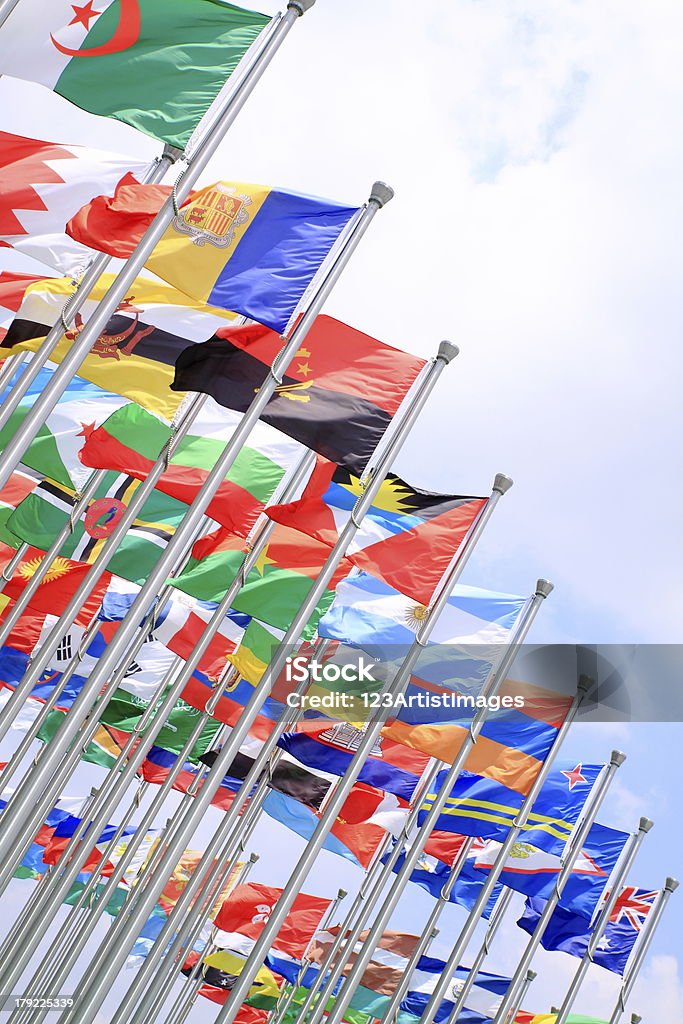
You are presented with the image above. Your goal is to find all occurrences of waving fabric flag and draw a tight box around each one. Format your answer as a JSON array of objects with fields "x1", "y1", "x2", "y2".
[
  {"x1": 213, "y1": 882, "x2": 331, "y2": 956},
  {"x1": 387, "y1": 847, "x2": 503, "y2": 918},
  {"x1": 267, "y1": 459, "x2": 486, "y2": 605},
  {"x1": 419, "y1": 764, "x2": 604, "y2": 855},
  {"x1": 78, "y1": 400, "x2": 304, "y2": 534},
  {"x1": 0, "y1": 542, "x2": 110, "y2": 622},
  {"x1": 400, "y1": 963, "x2": 510, "y2": 1024},
  {"x1": 516, "y1": 887, "x2": 658, "y2": 976},
  {"x1": 474, "y1": 823, "x2": 629, "y2": 919},
  {"x1": 0, "y1": 1, "x2": 269, "y2": 148},
  {"x1": 0, "y1": 131, "x2": 148, "y2": 273},
  {"x1": 0, "y1": 273, "x2": 237, "y2": 420},
  {"x1": 171, "y1": 317, "x2": 426, "y2": 475}
]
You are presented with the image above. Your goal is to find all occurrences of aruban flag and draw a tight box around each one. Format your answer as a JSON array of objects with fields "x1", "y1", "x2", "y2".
[
  {"x1": 171, "y1": 318, "x2": 426, "y2": 476},
  {"x1": 0, "y1": 1, "x2": 269, "y2": 149},
  {"x1": 72, "y1": 181, "x2": 359, "y2": 333},
  {"x1": 78, "y1": 398, "x2": 305, "y2": 534},
  {"x1": 0, "y1": 272, "x2": 237, "y2": 420},
  {"x1": 0, "y1": 130, "x2": 147, "y2": 273},
  {"x1": 517, "y1": 887, "x2": 659, "y2": 977},
  {"x1": 474, "y1": 823, "x2": 629, "y2": 920},
  {"x1": 0, "y1": 367, "x2": 126, "y2": 490},
  {"x1": 171, "y1": 524, "x2": 354, "y2": 638},
  {"x1": 267, "y1": 459, "x2": 487, "y2": 605}
]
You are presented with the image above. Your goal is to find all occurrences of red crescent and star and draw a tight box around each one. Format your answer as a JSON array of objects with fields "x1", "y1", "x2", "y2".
[{"x1": 50, "y1": 0, "x2": 141, "y2": 58}]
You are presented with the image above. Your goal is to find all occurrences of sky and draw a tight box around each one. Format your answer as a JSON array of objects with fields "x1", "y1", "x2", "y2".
[{"x1": 0, "y1": 0, "x2": 682, "y2": 1020}]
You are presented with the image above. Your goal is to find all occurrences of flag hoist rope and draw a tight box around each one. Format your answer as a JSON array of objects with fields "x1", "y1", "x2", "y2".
[
  {"x1": 54, "y1": 343, "x2": 481, "y2": 1024},
  {"x1": 0, "y1": 0, "x2": 313, "y2": 488},
  {"x1": 0, "y1": 169, "x2": 387, "y2": 869}
]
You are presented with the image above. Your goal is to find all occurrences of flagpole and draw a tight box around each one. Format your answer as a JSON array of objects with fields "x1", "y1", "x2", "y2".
[
  {"x1": 507, "y1": 969, "x2": 536, "y2": 1023},
  {"x1": 554, "y1": 817, "x2": 654, "y2": 1024},
  {"x1": 382, "y1": 928, "x2": 440, "y2": 1024},
  {"x1": 0, "y1": 0, "x2": 314, "y2": 488},
  {"x1": 0, "y1": 145, "x2": 179, "y2": 438},
  {"x1": 59, "y1": 469, "x2": 502, "y2": 1024},
  {"x1": 606, "y1": 877, "x2": 679, "y2": 1024},
  {"x1": 490, "y1": 750, "x2": 627, "y2": 1024},
  {"x1": 0, "y1": 351, "x2": 27, "y2": 392},
  {"x1": 303, "y1": 581, "x2": 549, "y2": 1024},
  {"x1": 416, "y1": 673, "x2": 591, "y2": 1024},
  {"x1": 443, "y1": 887, "x2": 516, "y2": 1024}
]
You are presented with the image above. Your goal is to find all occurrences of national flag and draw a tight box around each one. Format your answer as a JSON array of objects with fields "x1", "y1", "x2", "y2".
[
  {"x1": 515, "y1": 1017, "x2": 608, "y2": 1024},
  {"x1": 0, "y1": 271, "x2": 44, "y2": 341},
  {"x1": 419, "y1": 764, "x2": 604, "y2": 855},
  {"x1": 72, "y1": 180, "x2": 358, "y2": 333},
  {"x1": 228, "y1": 618, "x2": 285, "y2": 688},
  {"x1": 78, "y1": 399, "x2": 304, "y2": 534},
  {"x1": 382, "y1": 681, "x2": 573, "y2": 794},
  {"x1": 170, "y1": 317, "x2": 427, "y2": 476},
  {"x1": 474, "y1": 823, "x2": 629, "y2": 920},
  {"x1": 0, "y1": 272, "x2": 237, "y2": 420},
  {"x1": 0, "y1": 541, "x2": 110, "y2": 621},
  {"x1": 400, "y1": 963, "x2": 511, "y2": 1024},
  {"x1": 385, "y1": 845, "x2": 503, "y2": 919},
  {"x1": 0, "y1": 130, "x2": 148, "y2": 273},
  {"x1": 318, "y1": 572, "x2": 525, "y2": 689},
  {"x1": 192, "y1": 949, "x2": 281, "y2": 1007},
  {"x1": 213, "y1": 882, "x2": 331, "y2": 958},
  {"x1": 516, "y1": 887, "x2": 658, "y2": 976},
  {"x1": 171, "y1": 524, "x2": 353, "y2": 638},
  {"x1": 267, "y1": 459, "x2": 487, "y2": 606},
  {"x1": 7, "y1": 472, "x2": 197, "y2": 586},
  {"x1": 0, "y1": 1, "x2": 269, "y2": 148},
  {"x1": 0, "y1": 465, "x2": 42, "y2": 547},
  {"x1": 0, "y1": 367, "x2": 126, "y2": 490}
]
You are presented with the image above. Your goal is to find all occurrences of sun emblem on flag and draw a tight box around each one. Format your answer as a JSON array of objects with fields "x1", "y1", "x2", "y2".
[
  {"x1": 173, "y1": 185, "x2": 252, "y2": 248},
  {"x1": 17, "y1": 556, "x2": 72, "y2": 583},
  {"x1": 404, "y1": 603, "x2": 430, "y2": 630}
]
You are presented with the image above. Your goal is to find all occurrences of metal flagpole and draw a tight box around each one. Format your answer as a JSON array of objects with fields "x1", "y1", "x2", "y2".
[
  {"x1": 507, "y1": 969, "x2": 536, "y2": 1023},
  {"x1": 380, "y1": 928, "x2": 440, "y2": 1024},
  {"x1": 607, "y1": 877, "x2": 679, "y2": 1024},
  {"x1": 443, "y1": 887, "x2": 516, "y2": 1024},
  {"x1": 0, "y1": 351, "x2": 27, "y2": 392},
  {"x1": 201, "y1": 484, "x2": 516, "y2": 1024},
  {"x1": 300, "y1": 580, "x2": 548, "y2": 1024},
  {"x1": 554, "y1": 817, "x2": 654, "y2": 1024},
  {"x1": 0, "y1": 0, "x2": 314, "y2": 487},
  {"x1": 0, "y1": 145, "x2": 178, "y2": 438},
  {"x1": 60, "y1": 472, "x2": 501, "y2": 1024},
  {"x1": 0, "y1": 177, "x2": 389, "y2": 862},
  {"x1": 416, "y1": 673, "x2": 591, "y2": 1024},
  {"x1": 490, "y1": 750, "x2": 628, "y2": 1024}
]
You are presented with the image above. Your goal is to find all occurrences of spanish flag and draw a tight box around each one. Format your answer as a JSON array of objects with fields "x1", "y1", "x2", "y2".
[
  {"x1": 69, "y1": 180, "x2": 360, "y2": 332},
  {"x1": 0, "y1": 272, "x2": 237, "y2": 420}
]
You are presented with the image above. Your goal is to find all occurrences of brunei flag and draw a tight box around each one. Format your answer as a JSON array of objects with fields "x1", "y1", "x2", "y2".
[
  {"x1": 171, "y1": 318, "x2": 426, "y2": 477},
  {"x1": 267, "y1": 458, "x2": 487, "y2": 605},
  {"x1": 0, "y1": 272, "x2": 237, "y2": 420},
  {"x1": 69, "y1": 180, "x2": 360, "y2": 332}
]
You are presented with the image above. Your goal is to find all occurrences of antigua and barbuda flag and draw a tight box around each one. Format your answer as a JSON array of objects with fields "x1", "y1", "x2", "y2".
[
  {"x1": 517, "y1": 885, "x2": 659, "y2": 976},
  {"x1": 266, "y1": 459, "x2": 488, "y2": 606},
  {"x1": 0, "y1": 1, "x2": 270, "y2": 148},
  {"x1": 0, "y1": 130, "x2": 148, "y2": 273},
  {"x1": 419, "y1": 763, "x2": 604, "y2": 856}
]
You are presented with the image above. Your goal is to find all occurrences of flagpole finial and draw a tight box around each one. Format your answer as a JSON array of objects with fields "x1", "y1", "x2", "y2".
[
  {"x1": 162, "y1": 143, "x2": 184, "y2": 162},
  {"x1": 493, "y1": 473, "x2": 513, "y2": 495},
  {"x1": 249, "y1": 852, "x2": 260, "y2": 864},
  {"x1": 337, "y1": 888, "x2": 348, "y2": 899},
  {"x1": 535, "y1": 579, "x2": 554, "y2": 599},
  {"x1": 611, "y1": 750, "x2": 627, "y2": 766},
  {"x1": 639, "y1": 817, "x2": 654, "y2": 832},
  {"x1": 631, "y1": 1015, "x2": 642, "y2": 1024},
  {"x1": 665, "y1": 877, "x2": 680, "y2": 891},
  {"x1": 369, "y1": 181, "x2": 395, "y2": 207},
  {"x1": 287, "y1": 0, "x2": 316, "y2": 15},
  {"x1": 526, "y1": 969, "x2": 537, "y2": 980},
  {"x1": 437, "y1": 341, "x2": 459, "y2": 363},
  {"x1": 577, "y1": 673, "x2": 593, "y2": 693}
]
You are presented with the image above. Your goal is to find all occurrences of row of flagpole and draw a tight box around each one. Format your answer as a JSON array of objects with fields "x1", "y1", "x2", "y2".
[{"x1": 0, "y1": 0, "x2": 677, "y2": 1021}]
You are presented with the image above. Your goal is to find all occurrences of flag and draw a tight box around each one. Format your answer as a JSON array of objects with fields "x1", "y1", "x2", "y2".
[
  {"x1": 72, "y1": 181, "x2": 359, "y2": 333},
  {"x1": 386, "y1": 846, "x2": 503, "y2": 918},
  {"x1": 0, "y1": 367, "x2": 126, "y2": 490},
  {"x1": 213, "y1": 882, "x2": 331, "y2": 958},
  {"x1": 516, "y1": 1017, "x2": 608, "y2": 1024},
  {"x1": 0, "y1": 541, "x2": 110, "y2": 621},
  {"x1": 0, "y1": 1, "x2": 269, "y2": 148},
  {"x1": 401, "y1": 963, "x2": 511, "y2": 1024},
  {"x1": 0, "y1": 272, "x2": 237, "y2": 420},
  {"x1": 0, "y1": 130, "x2": 148, "y2": 273},
  {"x1": 267, "y1": 459, "x2": 487, "y2": 606},
  {"x1": 0, "y1": 466, "x2": 42, "y2": 547},
  {"x1": 319, "y1": 573, "x2": 525, "y2": 682},
  {"x1": 169, "y1": 317, "x2": 427, "y2": 476},
  {"x1": 7, "y1": 473, "x2": 196, "y2": 586},
  {"x1": 171, "y1": 524, "x2": 353, "y2": 638},
  {"x1": 193, "y1": 950, "x2": 281, "y2": 1007},
  {"x1": 382, "y1": 681, "x2": 573, "y2": 794},
  {"x1": 419, "y1": 764, "x2": 604, "y2": 855},
  {"x1": 517, "y1": 887, "x2": 658, "y2": 976},
  {"x1": 0, "y1": 271, "x2": 43, "y2": 341},
  {"x1": 474, "y1": 823, "x2": 629, "y2": 919},
  {"x1": 78, "y1": 399, "x2": 304, "y2": 534}
]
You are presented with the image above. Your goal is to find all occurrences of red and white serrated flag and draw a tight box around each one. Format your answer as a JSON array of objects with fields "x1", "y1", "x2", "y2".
[{"x1": 0, "y1": 131, "x2": 149, "y2": 274}]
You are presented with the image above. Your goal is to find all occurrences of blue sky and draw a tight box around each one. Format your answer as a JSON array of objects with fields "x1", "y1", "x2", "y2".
[{"x1": 0, "y1": 0, "x2": 681, "y2": 1019}]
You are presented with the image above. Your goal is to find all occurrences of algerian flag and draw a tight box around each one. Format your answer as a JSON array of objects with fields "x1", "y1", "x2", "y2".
[{"x1": 0, "y1": 0, "x2": 270, "y2": 148}]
